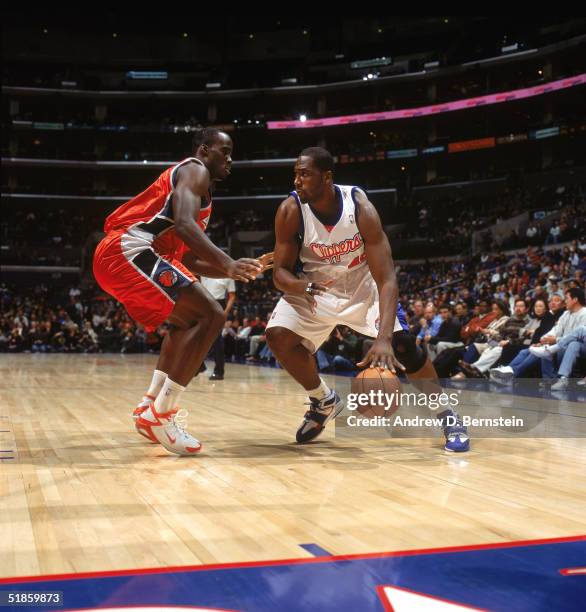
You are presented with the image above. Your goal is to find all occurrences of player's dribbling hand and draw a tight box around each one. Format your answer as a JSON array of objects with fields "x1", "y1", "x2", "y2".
[
  {"x1": 228, "y1": 258, "x2": 263, "y2": 283},
  {"x1": 257, "y1": 251, "x2": 274, "y2": 272},
  {"x1": 357, "y1": 338, "x2": 406, "y2": 374},
  {"x1": 299, "y1": 279, "x2": 334, "y2": 314}
]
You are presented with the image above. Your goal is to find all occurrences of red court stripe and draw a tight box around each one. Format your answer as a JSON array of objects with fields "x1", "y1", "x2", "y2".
[{"x1": 1, "y1": 534, "x2": 584, "y2": 585}]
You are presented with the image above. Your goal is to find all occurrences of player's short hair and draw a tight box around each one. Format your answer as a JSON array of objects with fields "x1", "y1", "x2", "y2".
[
  {"x1": 299, "y1": 147, "x2": 335, "y2": 173},
  {"x1": 192, "y1": 127, "x2": 225, "y2": 151}
]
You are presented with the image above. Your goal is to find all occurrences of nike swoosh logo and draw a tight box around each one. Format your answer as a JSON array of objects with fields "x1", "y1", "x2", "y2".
[{"x1": 166, "y1": 432, "x2": 176, "y2": 444}]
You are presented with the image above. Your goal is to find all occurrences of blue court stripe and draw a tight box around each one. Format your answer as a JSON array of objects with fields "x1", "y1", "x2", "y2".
[
  {"x1": 0, "y1": 450, "x2": 14, "y2": 452},
  {"x1": 0, "y1": 457, "x2": 15, "y2": 460},
  {"x1": 299, "y1": 543, "x2": 333, "y2": 557}
]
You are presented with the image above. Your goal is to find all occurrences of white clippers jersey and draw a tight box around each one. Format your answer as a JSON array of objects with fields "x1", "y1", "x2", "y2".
[{"x1": 292, "y1": 184, "x2": 369, "y2": 297}]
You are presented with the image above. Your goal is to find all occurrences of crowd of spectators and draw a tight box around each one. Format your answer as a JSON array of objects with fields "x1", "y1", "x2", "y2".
[{"x1": 3, "y1": 236, "x2": 585, "y2": 386}]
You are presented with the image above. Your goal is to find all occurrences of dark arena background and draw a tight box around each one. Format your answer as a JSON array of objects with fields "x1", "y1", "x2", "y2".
[{"x1": 1, "y1": 13, "x2": 586, "y2": 612}]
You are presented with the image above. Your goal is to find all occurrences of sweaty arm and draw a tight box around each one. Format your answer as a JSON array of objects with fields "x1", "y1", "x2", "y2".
[
  {"x1": 355, "y1": 191, "x2": 404, "y2": 371},
  {"x1": 173, "y1": 163, "x2": 261, "y2": 282}
]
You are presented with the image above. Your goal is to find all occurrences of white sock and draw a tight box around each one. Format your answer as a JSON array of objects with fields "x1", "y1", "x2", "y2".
[
  {"x1": 307, "y1": 378, "x2": 331, "y2": 402},
  {"x1": 154, "y1": 378, "x2": 185, "y2": 415},
  {"x1": 146, "y1": 369, "x2": 167, "y2": 400}
]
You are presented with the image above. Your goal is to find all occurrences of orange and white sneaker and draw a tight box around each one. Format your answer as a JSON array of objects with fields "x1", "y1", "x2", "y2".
[
  {"x1": 133, "y1": 395, "x2": 158, "y2": 442},
  {"x1": 136, "y1": 403, "x2": 202, "y2": 456}
]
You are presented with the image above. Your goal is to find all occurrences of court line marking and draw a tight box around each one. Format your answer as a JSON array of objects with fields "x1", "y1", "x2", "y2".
[
  {"x1": 299, "y1": 543, "x2": 333, "y2": 557},
  {"x1": 559, "y1": 567, "x2": 586, "y2": 575},
  {"x1": 1, "y1": 534, "x2": 584, "y2": 585}
]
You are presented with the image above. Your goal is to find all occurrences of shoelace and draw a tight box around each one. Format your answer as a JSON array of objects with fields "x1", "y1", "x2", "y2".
[
  {"x1": 172, "y1": 408, "x2": 190, "y2": 434},
  {"x1": 303, "y1": 400, "x2": 321, "y2": 410}
]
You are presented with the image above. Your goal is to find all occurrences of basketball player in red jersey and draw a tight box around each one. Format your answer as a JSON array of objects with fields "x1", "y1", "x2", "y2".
[{"x1": 94, "y1": 128, "x2": 266, "y2": 456}]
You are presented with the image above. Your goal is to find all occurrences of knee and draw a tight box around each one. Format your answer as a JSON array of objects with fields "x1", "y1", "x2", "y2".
[
  {"x1": 266, "y1": 326, "x2": 295, "y2": 353},
  {"x1": 393, "y1": 331, "x2": 427, "y2": 373}
]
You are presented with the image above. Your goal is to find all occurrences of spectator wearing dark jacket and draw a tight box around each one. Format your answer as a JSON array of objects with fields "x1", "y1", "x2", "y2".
[{"x1": 427, "y1": 304, "x2": 463, "y2": 360}]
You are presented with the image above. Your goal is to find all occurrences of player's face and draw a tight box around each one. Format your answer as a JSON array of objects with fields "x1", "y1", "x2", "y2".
[
  {"x1": 293, "y1": 157, "x2": 329, "y2": 202},
  {"x1": 206, "y1": 133, "x2": 233, "y2": 180}
]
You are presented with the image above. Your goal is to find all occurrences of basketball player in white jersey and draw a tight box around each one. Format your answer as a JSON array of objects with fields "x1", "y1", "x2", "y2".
[{"x1": 266, "y1": 147, "x2": 469, "y2": 452}]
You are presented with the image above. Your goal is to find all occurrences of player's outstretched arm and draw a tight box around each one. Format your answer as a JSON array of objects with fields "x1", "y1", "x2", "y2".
[
  {"x1": 173, "y1": 164, "x2": 261, "y2": 283},
  {"x1": 181, "y1": 252, "x2": 230, "y2": 278}
]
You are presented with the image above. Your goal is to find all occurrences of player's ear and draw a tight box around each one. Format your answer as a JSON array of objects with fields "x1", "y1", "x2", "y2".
[{"x1": 324, "y1": 170, "x2": 333, "y2": 184}]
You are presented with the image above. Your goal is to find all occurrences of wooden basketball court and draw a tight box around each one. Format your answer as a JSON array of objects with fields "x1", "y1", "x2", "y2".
[{"x1": 1, "y1": 354, "x2": 585, "y2": 609}]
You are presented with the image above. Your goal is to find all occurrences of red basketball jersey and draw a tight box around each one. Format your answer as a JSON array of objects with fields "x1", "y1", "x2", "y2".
[{"x1": 104, "y1": 157, "x2": 212, "y2": 261}]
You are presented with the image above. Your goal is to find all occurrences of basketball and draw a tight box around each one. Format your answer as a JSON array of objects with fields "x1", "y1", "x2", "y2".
[{"x1": 350, "y1": 368, "x2": 402, "y2": 417}]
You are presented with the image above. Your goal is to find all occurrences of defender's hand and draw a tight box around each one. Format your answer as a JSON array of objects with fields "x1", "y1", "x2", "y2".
[{"x1": 227, "y1": 258, "x2": 263, "y2": 283}]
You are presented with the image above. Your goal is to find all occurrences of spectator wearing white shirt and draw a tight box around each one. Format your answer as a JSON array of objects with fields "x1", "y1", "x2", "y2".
[{"x1": 531, "y1": 288, "x2": 586, "y2": 386}]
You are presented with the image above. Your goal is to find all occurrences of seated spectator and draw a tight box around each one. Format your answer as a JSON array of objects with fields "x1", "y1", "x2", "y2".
[
  {"x1": 427, "y1": 304, "x2": 463, "y2": 361},
  {"x1": 317, "y1": 326, "x2": 360, "y2": 372},
  {"x1": 246, "y1": 316, "x2": 268, "y2": 362},
  {"x1": 529, "y1": 326, "x2": 586, "y2": 388},
  {"x1": 459, "y1": 299, "x2": 529, "y2": 378},
  {"x1": 30, "y1": 321, "x2": 51, "y2": 353},
  {"x1": 490, "y1": 297, "x2": 558, "y2": 382},
  {"x1": 454, "y1": 302, "x2": 472, "y2": 327},
  {"x1": 528, "y1": 288, "x2": 586, "y2": 389},
  {"x1": 417, "y1": 304, "x2": 442, "y2": 346},
  {"x1": 234, "y1": 317, "x2": 252, "y2": 359},
  {"x1": 460, "y1": 300, "x2": 496, "y2": 343},
  {"x1": 452, "y1": 300, "x2": 511, "y2": 379}
]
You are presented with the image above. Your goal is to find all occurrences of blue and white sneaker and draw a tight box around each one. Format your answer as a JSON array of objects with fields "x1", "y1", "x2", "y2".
[
  {"x1": 439, "y1": 409, "x2": 470, "y2": 452},
  {"x1": 296, "y1": 391, "x2": 344, "y2": 443}
]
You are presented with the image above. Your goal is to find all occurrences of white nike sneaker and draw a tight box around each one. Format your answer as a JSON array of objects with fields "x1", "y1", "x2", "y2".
[
  {"x1": 136, "y1": 403, "x2": 202, "y2": 456},
  {"x1": 133, "y1": 394, "x2": 158, "y2": 442}
]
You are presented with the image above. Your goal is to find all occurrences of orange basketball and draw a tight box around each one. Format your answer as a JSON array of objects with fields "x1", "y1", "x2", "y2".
[{"x1": 350, "y1": 368, "x2": 402, "y2": 418}]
